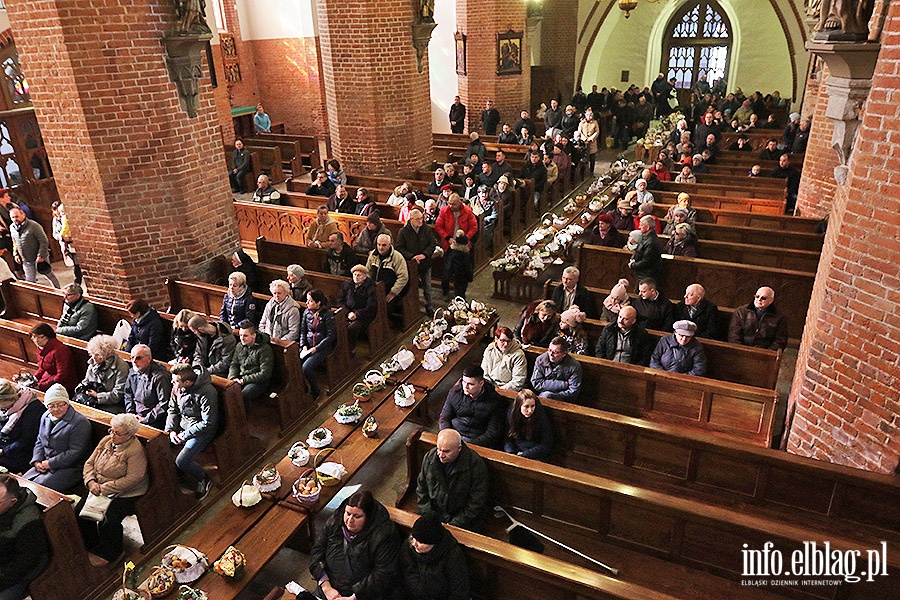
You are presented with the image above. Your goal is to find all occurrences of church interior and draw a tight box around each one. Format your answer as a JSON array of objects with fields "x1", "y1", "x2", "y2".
[{"x1": 0, "y1": 0, "x2": 897, "y2": 598}]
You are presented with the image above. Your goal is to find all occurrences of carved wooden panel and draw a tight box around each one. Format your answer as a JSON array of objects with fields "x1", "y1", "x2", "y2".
[{"x1": 219, "y1": 32, "x2": 241, "y2": 83}]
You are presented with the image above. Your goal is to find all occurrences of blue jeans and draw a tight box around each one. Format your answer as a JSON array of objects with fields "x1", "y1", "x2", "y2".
[
  {"x1": 302, "y1": 349, "x2": 331, "y2": 397},
  {"x1": 175, "y1": 433, "x2": 213, "y2": 482}
]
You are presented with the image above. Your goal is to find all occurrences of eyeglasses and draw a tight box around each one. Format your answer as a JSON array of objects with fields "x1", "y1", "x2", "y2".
[{"x1": 109, "y1": 428, "x2": 129, "y2": 436}]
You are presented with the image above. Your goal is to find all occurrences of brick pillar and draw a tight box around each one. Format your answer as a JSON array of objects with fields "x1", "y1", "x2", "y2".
[
  {"x1": 539, "y1": 0, "x2": 577, "y2": 102},
  {"x1": 795, "y1": 62, "x2": 839, "y2": 218},
  {"x1": 787, "y1": 7, "x2": 900, "y2": 474},
  {"x1": 5, "y1": 0, "x2": 240, "y2": 305},
  {"x1": 457, "y1": 0, "x2": 530, "y2": 134},
  {"x1": 314, "y1": 0, "x2": 431, "y2": 176}
]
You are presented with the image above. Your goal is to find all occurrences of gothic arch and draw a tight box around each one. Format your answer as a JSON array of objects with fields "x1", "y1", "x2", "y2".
[{"x1": 661, "y1": 0, "x2": 732, "y2": 90}]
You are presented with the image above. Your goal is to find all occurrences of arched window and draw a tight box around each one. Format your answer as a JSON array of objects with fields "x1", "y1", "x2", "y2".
[{"x1": 662, "y1": 0, "x2": 731, "y2": 90}]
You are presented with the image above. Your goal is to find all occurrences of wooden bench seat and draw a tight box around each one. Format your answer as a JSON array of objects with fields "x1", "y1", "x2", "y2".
[
  {"x1": 521, "y1": 346, "x2": 777, "y2": 447},
  {"x1": 506, "y1": 392, "x2": 900, "y2": 549},
  {"x1": 18, "y1": 475, "x2": 110, "y2": 600},
  {"x1": 653, "y1": 203, "x2": 821, "y2": 230},
  {"x1": 400, "y1": 431, "x2": 895, "y2": 600},
  {"x1": 242, "y1": 143, "x2": 286, "y2": 183},
  {"x1": 166, "y1": 278, "x2": 352, "y2": 398},
  {"x1": 255, "y1": 236, "x2": 423, "y2": 331},
  {"x1": 656, "y1": 234, "x2": 821, "y2": 272},
  {"x1": 659, "y1": 181, "x2": 785, "y2": 201},
  {"x1": 651, "y1": 190, "x2": 787, "y2": 215},
  {"x1": 256, "y1": 132, "x2": 322, "y2": 172},
  {"x1": 577, "y1": 244, "x2": 813, "y2": 343},
  {"x1": 690, "y1": 221, "x2": 824, "y2": 251},
  {"x1": 247, "y1": 137, "x2": 307, "y2": 176}
]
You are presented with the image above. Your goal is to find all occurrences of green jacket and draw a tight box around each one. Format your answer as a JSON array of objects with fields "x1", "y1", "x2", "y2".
[
  {"x1": 0, "y1": 489, "x2": 50, "y2": 589},
  {"x1": 228, "y1": 331, "x2": 274, "y2": 384},
  {"x1": 416, "y1": 442, "x2": 489, "y2": 531}
]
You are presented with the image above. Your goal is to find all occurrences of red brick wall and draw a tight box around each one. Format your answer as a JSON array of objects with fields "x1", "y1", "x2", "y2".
[
  {"x1": 211, "y1": 42, "x2": 235, "y2": 143},
  {"x1": 315, "y1": 0, "x2": 431, "y2": 176},
  {"x1": 251, "y1": 37, "x2": 329, "y2": 137},
  {"x1": 6, "y1": 0, "x2": 239, "y2": 305},
  {"x1": 795, "y1": 62, "x2": 838, "y2": 218},
  {"x1": 457, "y1": 0, "x2": 531, "y2": 134},
  {"x1": 787, "y1": 3, "x2": 900, "y2": 474},
  {"x1": 539, "y1": 0, "x2": 577, "y2": 102},
  {"x1": 220, "y1": 1, "x2": 262, "y2": 110}
]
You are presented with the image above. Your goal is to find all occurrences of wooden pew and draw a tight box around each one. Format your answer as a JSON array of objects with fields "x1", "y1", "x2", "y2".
[
  {"x1": 281, "y1": 190, "x2": 402, "y2": 221},
  {"x1": 509, "y1": 393, "x2": 900, "y2": 546},
  {"x1": 400, "y1": 431, "x2": 896, "y2": 600},
  {"x1": 521, "y1": 346, "x2": 777, "y2": 447},
  {"x1": 690, "y1": 221, "x2": 824, "y2": 251},
  {"x1": 657, "y1": 234, "x2": 821, "y2": 272},
  {"x1": 166, "y1": 278, "x2": 353, "y2": 396},
  {"x1": 577, "y1": 244, "x2": 813, "y2": 344},
  {"x1": 691, "y1": 172, "x2": 789, "y2": 190},
  {"x1": 253, "y1": 261, "x2": 392, "y2": 352},
  {"x1": 18, "y1": 475, "x2": 110, "y2": 600},
  {"x1": 387, "y1": 506, "x2": 681, "y2": 600},
  {"x1": 255, "y1": 236, "x2": 423, "y2": 331},
  {"x1": 247, "y1": 137, "x2": 307, "y2": 176},
  {"x1": 659, "y1": 180, "x2": 785, "y2": 201},
  {"x1": 243, "y1": 143, "x2": 286, "y2": 183},
  {"x1": 256, "y1": 132, "x2": 322, "y2": 172},
  {"x1": 651, "y1": 190, "x2": 787, "y2": 215},
  {"x1": 225, "y1": 147, "x2": 259, "y2": 192},
  {"x1": 652, "y1": 203, "x2": 821, "y2": 230},
  {"x1": 0, "y1": 280, "x2": 264, "y2": 479}
]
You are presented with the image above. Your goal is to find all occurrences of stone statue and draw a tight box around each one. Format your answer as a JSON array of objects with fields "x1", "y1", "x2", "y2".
[
  {"x1": 805, "y1": 0, "x2": 823, "y2": 20},
  {"x1": 814, "y1": 0, "x2": 875, "y2": 40},
  {"x1": 176, "y1": 0, "x2": 212, "y2": 34},
  {"x1": 418, "y1": 0, "x2": 435, "y2": 24}
]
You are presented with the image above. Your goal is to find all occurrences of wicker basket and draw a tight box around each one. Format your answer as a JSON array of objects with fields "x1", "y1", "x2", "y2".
[
  {"x1": 161, "y1": 545, "x2": 209, "y2": 584},
  {"x1": 287, "y1": 441, "x2": 310, "y2": 467},
  {"x1": 291, "y1": 468, "x2": 321, "y2": 506},
  {"x1": 314, "y1": 447, "x2": 346, "y2": 487},
  {"x1": 252, "y1": 463, "x2": 281, "y2": 493},
  {"x1": 145, "y1": 566, "x2": 176, "y2": 599}
]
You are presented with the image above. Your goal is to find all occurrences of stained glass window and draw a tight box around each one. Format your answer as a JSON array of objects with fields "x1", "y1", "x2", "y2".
[{"x1": 662, "y1": 1, "x2": 731, "y2": 90}]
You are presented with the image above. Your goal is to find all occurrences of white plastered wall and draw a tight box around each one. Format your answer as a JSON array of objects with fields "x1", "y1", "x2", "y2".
[{"x1": 429, "y1": 0, "x2": 458, "y2": 134}]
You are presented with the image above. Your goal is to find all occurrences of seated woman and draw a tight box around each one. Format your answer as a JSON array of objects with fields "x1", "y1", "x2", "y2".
[
  {"x1": 513, "y1": 300, "x2": 559, "y2": 348},
  {"x1": 557, "y1": 306, "x2": 588, "y2": 355},
  {"x1": 0, "y1": 379, "x2": 45, "y2": 474},
  {"x1": 259, "y1": 279, "x2": 302, "y2": 343},
  {"x1": 299, "y1": 289, "x2": 337, "y2": 399},
  {"x1": 586, "y1": 213, "x2": 625, "y2": 248},
  {"x1": 125, "y1": 299, "x2": 168, "y2": 361},
  {"x1": 29, "y1": 323, "x2": 78, "y2": 393},
  {"x1": 170, "y1": 309, "x2": 198, "y2": 364},
  {"x1": 74, "y1": 334, "x2": 130, "y2": 411},
  {"x1": 663, "y1": 206, "x2": 691, "y2": 236},
  {"x1": 480, "y1": 326, "x2": 528, "y2": 391},
  {"x1": 632, "y1": 202, "x2": 661, "y2": 234},
  {"x1": 400, "y1": 511, "x2": 470, "y2": 600},
  {"x1": 24, "y1": 384, "x2": 91, "y2": 492},
  {"x1": 388, "y1": 182, "x2": 412, "y2": 206},
  {"x1": 231, "y1": 249, "x2": 262, "y2": 294},
  {"x1": 76, "y1": 413, "x2": 148, "y2": 567},
  {"x1": 354, "y1": 213, "x2": 389, "y2": 254},
  {"x1": 602, "y1": 278, "x2": 631, "y2": 323},
  {"x1": 220, "y1": 271, "x2": 259, "y2": 328},
  {"x1": 504, "y1": 389, "x2": 554, "y2": 462},
  {"x1": 337, "y1": 265, "x2": 377, "y2": 351},
  {"x1": 309, "y1": 490, "x2": 400, "y2": 600},
  {"x1": 649, "y1": 159, "x2": 671, "y2": 182},
  {"x1": 664, "y1": 223, "x2": 698, "y2": 257},
  {"x1": 665, "y1": 192, "x2": 696, "y2": 224}
]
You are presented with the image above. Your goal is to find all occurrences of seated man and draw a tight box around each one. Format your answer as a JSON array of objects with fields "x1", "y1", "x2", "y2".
[
  {"x1": 228, "y1": 139, "x2": 250, "y2": 193},
  {"x1": 124, "y1": 344, "x2": 172, "y2": 429},
  {"x1": 305, "y1": 170, "x2": 336, "y2": 197},
  {"x1": 165, "y1": 364, "x2": 218, "y2": 501},
  {"x1": 438, "y1": 365, "x2": 506, "y2": 449},
  {"x1": 228, "y1": 321, "x2": 274, "y2": 405},
  {"x1": 326, "y1": 231, "x2": 357, "y2": 277},
  {"x1": 427, "y1": 168, "x2": 448, "y2": 196},
  {"x1": 728, "y1": 286, "x2": 788, "y2": 350},
  {"x1": 305, "y1": 205, "x2": 339, "y2": 248},
  {"x1": 189, "y1": 315, "x2": 237, "y2": 378},
  {"x1": 326, "y1": 184, "x2": 355, "y2": 214},
  {"x1": 672, "y1": 283, "x2": 722, "y2": 340},
  {"x1": 531, "y1": 337, "x2": 582, "y2": 401},
  {"x1": 56, "y1": 283, "x2": 98, "y2": 341},
  {"x1": 759, "y1": 138, "x2": 782, "y2": 161},
  {"x1": 416, "y1": 428, "x2": 489, "y2": 532},
  {"x1": 251, "y1": 174, "x2": 281, "y2": 204},
  {"x1": 594, "y1": 306, "x2": 654, "y2": 366},
  {"x1": 337, "y1": 264, "x2": 377, "y2": 350},
  {"x1": 633, "y1": 278, "x2": 675, "y2": 332},
  {"x1": 365, "y1": 233, "x2": 409, "y2": 320},
  {"x1": 650, "y1": 320, "x2": 707, "y2": 376},
  {"x1": 258, "y1": 279, "x2": 301, "y2": 342},
  {"x1": 551, "y1": 266, "x2": 598, "y2": 318},
  {"x1": 0, "y1": 474, "x2": 50, "y2": 600}
]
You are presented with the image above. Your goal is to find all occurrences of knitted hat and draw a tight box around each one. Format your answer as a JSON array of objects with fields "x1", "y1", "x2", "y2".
[
  {"x1": 411, "y1": 512, "x2": 444, "y2": 545},
  {"x1": 560, "y1": 306, "x2": 586, "y2": 327},
  {"x1": 440, "y1": 183, "x2": 454, "y2": 192},
  {"x1": 673, "y1": 320, "x2": 698, "y2": 336},
  {"x1": 789, "y1": 112, "x2": 800, "y2": 122},
  {"x1": 0, "y1": 379, "x2": 16, "y2": 404},
  {"x1": 497, "y1": 175, "x2": 510, "y2": 186},
  {"x1": 638, "y1": 202, "x2": 654, "y2": 216},
  {"x1": 673, "y1": 206, "x2": 689, "y2": 218},
  {"x1": 597, "y1": 213, "x2": 614, "y2": 224},
  {"x1": 43, "y1": 383, "x2": 70, "y2": 406},
  {"x1": 609, "y1": 279, "x2": 630, "y2": 303},
  {"x1": 287, "y1": 264, "x2": 305, "y2": 279},
  {"x1": 367, "y1": 212, "x2": 382, "y2": 226},
  {"x1": 677, "y1": 192, "x2": 691, "y2": 204}
]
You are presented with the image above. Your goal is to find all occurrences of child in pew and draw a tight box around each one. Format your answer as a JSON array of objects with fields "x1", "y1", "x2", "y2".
[{"x1": 441, "y1": 231, "x2": 473, "y2": 301}]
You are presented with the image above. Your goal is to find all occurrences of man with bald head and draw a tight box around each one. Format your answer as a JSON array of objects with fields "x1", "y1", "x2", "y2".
[
  {"x1": 594, "y1": 306, "x2": 655, "y2": 366},
  {"x1": 365, "y1": 233, "x2": 409, "y2": 321},
  {"x1": 673, "y1": 283, "x2": 723, "y2": 340},
  {"x1": 728, "y1": 286, "x2": 788, "y2": 350},
  {"x1": 415, "y1": 428, "x2": 489, "y2": 532}
]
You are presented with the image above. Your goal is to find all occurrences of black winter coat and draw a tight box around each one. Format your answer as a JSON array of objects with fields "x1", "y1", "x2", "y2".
[
  {"x1": 594, "y1": 322, "x2": 655, "y2": 366},
  {"x1": 309, "y1": 497, "x2": 400, "y2": 600},
  {"x1": 126, "y1": 307, "x2": 169, "y2": 360},
  {"x1": 672, "y1": 298, "x2": 724, "y2": 340},
  {"x1": 338, "y1": 278, "x2": 378, "y2": 324},
  {"x1": 399, "y1": 528, "x2": 470, "y2": 600},
  {"x1": 0, "y1": 399, "x2": 45, "y2": 473},
  {"x1": 396, "y1": 222, "x2": 438, "y2": 270},
  {"x1": 438, "y1": 379, "x2": 506, "y2": 449}
]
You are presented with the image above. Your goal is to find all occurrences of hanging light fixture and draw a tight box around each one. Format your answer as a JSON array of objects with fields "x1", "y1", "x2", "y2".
[{"x1": 618, "y1": 0, "x2": 639, "y2": 18}]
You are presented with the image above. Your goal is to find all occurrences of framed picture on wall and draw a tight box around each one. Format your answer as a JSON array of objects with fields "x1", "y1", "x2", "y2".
[
  {"x1": 455, "y1": 32, "x2": 466, "y2": 75},
  {"x1": 496, "y1": 30, "x2": 523, "y2": 76}
]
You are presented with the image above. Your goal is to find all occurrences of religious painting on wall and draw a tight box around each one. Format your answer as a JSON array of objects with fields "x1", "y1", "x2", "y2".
[
  {"x1": 455, "y1": 32, "x2": 466, "y2": 75},
  {"x1": 496, "y1": 30, "x2": 522, "y2": 75},
  {"x1": 220, "y1": 32, "x2": 242, "y2": 83}
]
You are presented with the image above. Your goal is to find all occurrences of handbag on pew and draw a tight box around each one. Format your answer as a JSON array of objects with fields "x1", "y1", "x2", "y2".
[{"x1": 79, "y1": 492, "x2": 113, "y2": 522}]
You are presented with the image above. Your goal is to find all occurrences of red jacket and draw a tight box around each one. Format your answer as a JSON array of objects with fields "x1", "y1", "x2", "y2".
[
  {"x1": 35, "y1": 337, "x2": 78, "y2": 393},
  {"x1": 434, "y1": 204, "x2": 478, "y2": 250}
]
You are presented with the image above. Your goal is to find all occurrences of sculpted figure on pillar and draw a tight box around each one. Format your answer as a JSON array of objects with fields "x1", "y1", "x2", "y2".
[
  {"x1": 815, "y1": 0, "x2": 875, "y2": 38},
  {"x1": 176, "y1": 0, "x2": 212, "y2": 34},
  {"x1": 417, "y1": 0, "x2": 435, "y2": 23}
]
